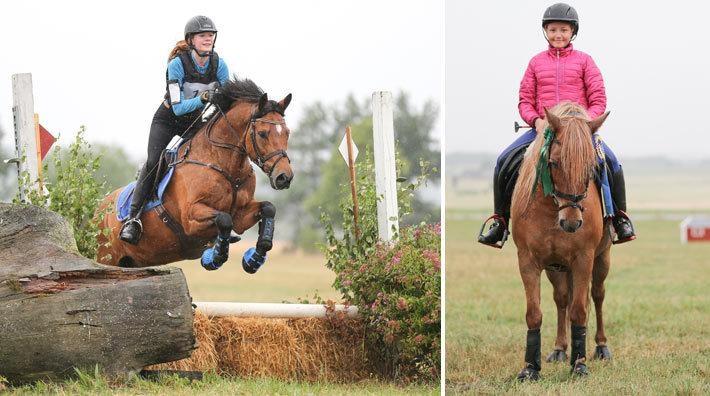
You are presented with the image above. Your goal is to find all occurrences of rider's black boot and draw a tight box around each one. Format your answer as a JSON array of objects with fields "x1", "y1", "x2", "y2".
[
  {"x1": 610, "y1": 167, "x2": 636, "y2": 244},
  {"x1": 119, "y1": 166, "x2": 153, "y2": 245},
  {"x1": 478, "y1": 170, "x2": 510, "y2": 248}
]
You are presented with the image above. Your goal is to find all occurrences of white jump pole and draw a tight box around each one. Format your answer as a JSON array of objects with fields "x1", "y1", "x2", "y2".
[
  {"x1": 372, "y1": 91, "x2": 399, "y2": 242},
  {"x1": 193, "y1": 302, "x2": 359, "y2": 318},
  {"x1": 12, "y1": 73, "x2": 39, "y2": 202}
]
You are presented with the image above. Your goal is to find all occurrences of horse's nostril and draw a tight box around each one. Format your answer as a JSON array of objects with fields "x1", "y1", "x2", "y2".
[{"x1": 275, "y1": 173, "x2": 291, "y2": 188}]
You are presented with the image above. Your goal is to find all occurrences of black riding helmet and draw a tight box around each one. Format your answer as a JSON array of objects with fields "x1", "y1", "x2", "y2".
[
  {"x1": 184, "y1": 15, "x2": 218, "y2": 55},
  {"x1": 542, "y1": 3, "x2": 579, "y2": 37}
]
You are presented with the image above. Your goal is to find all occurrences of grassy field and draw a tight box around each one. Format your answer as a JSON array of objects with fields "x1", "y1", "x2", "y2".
[
  {"x1": 445, "y1": 159, "x2": 710, "y2": 395},
  {"x1": 3, "y1": 372, "x2": 440, "y2": 395}
]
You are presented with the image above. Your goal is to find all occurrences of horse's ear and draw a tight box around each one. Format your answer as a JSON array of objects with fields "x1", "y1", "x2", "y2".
[
  {"x1": 258, "y1": 93, "x2": 268, "y2": 112},
  {"x1": 544, "y1": 108, "x2": 561, "y2": 132},
  {"x1": 587, "y1": 111, "x2": 610, "y2": 134},
  {"x1": 279, "y1": 93, "x2": 292, "y2": 112}
]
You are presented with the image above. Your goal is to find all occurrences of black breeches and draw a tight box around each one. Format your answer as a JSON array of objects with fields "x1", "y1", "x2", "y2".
[{"x1": 128, "y1": 104, "x2": 204, "y2": 216}]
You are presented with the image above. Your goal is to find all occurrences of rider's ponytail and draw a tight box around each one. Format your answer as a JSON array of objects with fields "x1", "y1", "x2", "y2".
[{"x1": 168, "y1": 40, "x2": 190, "y2": 61}]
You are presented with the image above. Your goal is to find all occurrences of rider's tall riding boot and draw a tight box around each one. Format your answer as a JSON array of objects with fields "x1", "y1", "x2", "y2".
[
  {"x1": 119, "y1": 166, "x2": 153, "y2": 245},
  {"x1": 478, "y1": 170, "x2": 510, "y2": 248},
  {"x1": 610, "y1": 167, "x2": 636, "y2": 243}
]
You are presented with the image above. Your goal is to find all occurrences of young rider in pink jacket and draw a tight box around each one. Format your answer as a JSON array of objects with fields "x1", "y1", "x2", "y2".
[{"x1": 478, "y1": 3, "x2": 636, "y2": 248}]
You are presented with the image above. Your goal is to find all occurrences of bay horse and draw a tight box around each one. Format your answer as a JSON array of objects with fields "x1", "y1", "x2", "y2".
[
  {"x1": 510, "y1": 101, "x2": 613, "y2": 380},
  {"x1": 96, "y1": 78, "x2": 293, "y2": 273}
]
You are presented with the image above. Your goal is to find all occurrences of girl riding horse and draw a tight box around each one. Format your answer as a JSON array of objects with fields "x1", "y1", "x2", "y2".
[{"x1": 477, "y1": 3, "x2": 635, "y2": 248}]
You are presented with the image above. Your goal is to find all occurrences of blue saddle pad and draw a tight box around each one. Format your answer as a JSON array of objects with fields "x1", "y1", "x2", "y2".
[{"x1": 116, "y1": 146, "x2": 180, "y2": 222}]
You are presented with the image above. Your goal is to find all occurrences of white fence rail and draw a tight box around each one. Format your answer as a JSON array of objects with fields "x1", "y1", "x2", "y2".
[{"x1": 193, "y1": 302, "x2": 359, "y2": 318}]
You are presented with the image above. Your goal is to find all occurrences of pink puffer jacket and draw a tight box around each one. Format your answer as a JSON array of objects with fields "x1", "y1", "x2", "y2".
[{"x1": 518, "y1": 43, "x2": 606, "y2": 126}]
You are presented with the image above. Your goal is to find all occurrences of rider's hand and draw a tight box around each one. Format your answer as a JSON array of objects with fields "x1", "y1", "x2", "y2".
[
  {"x1": 200, "y1": 90, "x2": 213, "y2": 104},
  {"x1": 534, "y1": 118, "x2": 546, "y2": 132}
]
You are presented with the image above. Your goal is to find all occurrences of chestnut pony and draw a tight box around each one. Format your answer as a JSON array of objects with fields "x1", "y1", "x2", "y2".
[
  {"x1": 96, "y1": 78, "x2": 293, "y2": 273},
  {"x1": 510, "y1": 101, "x2": 612, "y2": 380}
]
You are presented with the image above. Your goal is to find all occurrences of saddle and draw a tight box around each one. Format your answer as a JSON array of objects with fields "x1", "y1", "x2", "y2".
[
  {"x1": 500, "y1": 138, "x2": 615, "y2": 218},
  {"x1": 116, "y1": 141, "x2": 183, "y2": 222}
]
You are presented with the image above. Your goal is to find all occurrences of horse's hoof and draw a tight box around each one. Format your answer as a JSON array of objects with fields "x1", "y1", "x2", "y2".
[
  {"x1": 201, "y1": 249, "x2": 225, "y2": 271},
  {"x1": 571, "y1": 362, "x2": 589, "y2": 376},
  {"x1": 516, "y1": 367, "x2": 540, "y2": 382},
  {"x1": 229, "y1": 231, "x2": 241, "y2": 244},
  {"x1": 546, "y1": 349, "x2": 567, "y2": 363},
  {"x1": 594, "y1": 345, "x2": 612, "y2": 360},
  {"x1": 242, "y1": 247, "x2": 266, "y2": 274}
]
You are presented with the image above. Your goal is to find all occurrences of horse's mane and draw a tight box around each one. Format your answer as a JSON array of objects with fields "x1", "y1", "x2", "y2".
[
  {"x1": 220, "y1": 76, "x2": 265, "y2": 103},
  {"x1": 512, "y1": 101, "x2": 599, "y2": 213}
]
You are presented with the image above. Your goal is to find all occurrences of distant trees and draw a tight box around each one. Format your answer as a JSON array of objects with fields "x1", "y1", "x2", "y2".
[{"x1": 272, "y1": 91, "x2": 440, "y2": 250}]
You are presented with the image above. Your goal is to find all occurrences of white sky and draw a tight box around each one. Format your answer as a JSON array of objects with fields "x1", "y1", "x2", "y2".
[
  {"x1": 446, "y1": 0, "x2": 710, "y2": 159},
  {"x1": 0, "y1": 0, "x2": 442, "y2": 161}
]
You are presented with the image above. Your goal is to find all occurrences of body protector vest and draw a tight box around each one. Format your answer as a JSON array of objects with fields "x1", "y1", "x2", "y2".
[{"x1": 165, "y1": 50, "x2": 221, "y2": 103}]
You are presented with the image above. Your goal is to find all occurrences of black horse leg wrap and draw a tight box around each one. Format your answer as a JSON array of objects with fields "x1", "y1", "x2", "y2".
[
  {"x1": 257, "y1": 202, "x2": 276, "y2": 253},
  {"x1": 571, "y1": 325, "x2": 587, "y2": 365},
  {"x1": 525, "y1": 328, "x2": 542, "y2": 371}
]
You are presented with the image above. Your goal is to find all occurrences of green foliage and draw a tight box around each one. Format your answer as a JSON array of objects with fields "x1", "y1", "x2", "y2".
[
  {"x1": 14, "y1": 126, "x2": 107, "y2": 259},
  {"x1": 272, "y1": 91, "x2": 440, "y2": 250},
  {"x1": 321, "y1": 153, "x2": 441, "y2": 384}
]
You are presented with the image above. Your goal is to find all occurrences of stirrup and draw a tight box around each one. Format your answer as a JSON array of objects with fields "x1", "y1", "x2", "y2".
[
  {"x1": 477, "y1": 214, "x2": 509, "y2": 249},
  {"x1": 119, "y1": 217, "x2": 143, "y2": 244},
  {"x1": 612, "y1": 210, "x2": 636, "y2": 245}
]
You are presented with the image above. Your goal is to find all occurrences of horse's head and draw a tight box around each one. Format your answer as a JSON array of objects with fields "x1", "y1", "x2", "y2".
[
  {"x1": 244, "y1": 92, "x2": 294, "y2": 190},
  {"x1": 543, "y1": 103, "x2": 609, "y2": 233}
]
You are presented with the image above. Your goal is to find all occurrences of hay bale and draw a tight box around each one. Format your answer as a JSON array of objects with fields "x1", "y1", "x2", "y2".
[{"x1": 148, "y1": 311, "x2": 368, "y2": 382}]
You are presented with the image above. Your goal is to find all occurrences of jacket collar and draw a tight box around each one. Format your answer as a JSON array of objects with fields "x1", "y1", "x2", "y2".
[{"x1": 547, "y1": 43, "x2": 574, "y2": 57}]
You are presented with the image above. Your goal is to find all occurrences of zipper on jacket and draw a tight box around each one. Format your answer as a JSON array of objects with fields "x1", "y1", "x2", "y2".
[{"x1": 556, "y1": 49, "x2": 560, "y2": 104}]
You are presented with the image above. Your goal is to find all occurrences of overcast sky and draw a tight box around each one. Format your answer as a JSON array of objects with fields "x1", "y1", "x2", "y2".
[
  {"x1": 0, "y1": 0, "x2": 441, "y2": 162},
  {"x1": 446, "y1": 0, "x2": 710, "y2": 160}
]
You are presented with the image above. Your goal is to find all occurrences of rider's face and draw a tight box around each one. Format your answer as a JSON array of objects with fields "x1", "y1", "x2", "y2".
[
  {"x1": 191, "y1": 32, "x2": 215, "y2": 54},
  {"x1": 544, "y1": 22, "x2": 574, "y2": 48}
]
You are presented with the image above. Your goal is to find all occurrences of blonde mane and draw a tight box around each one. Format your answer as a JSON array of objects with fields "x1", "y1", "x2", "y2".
[{"x1": 511, "y1": 101, "x2": 598, "y2": 214}]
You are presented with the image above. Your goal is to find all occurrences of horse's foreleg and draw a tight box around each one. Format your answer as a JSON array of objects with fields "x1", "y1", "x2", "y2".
[
  {"x1": 517, "y1": 254, "x2": 543, "y2": 381},
  {"x1": 569, "y1": 257, "x2": 594, "y2": 376},
  {"x1": 592, "y1": 250, "x2": 612, "y2": 360},
  {"x1": 232, "y1": 201, "x2": 276, "y2": 274},
  {"x1": 200, "y1": 212, "x2": 233, "y2": 270},
  {"x1": 182, "y1": 203, "x2": 234, "y2": 270},
  {"x1": 545, "y1": 270, "x2": 569, "y2": 362}
]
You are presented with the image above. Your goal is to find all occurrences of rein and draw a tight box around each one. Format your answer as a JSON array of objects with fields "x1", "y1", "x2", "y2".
[{"x1": 532, "y1": 126, "x2": 589, "y2": 212}]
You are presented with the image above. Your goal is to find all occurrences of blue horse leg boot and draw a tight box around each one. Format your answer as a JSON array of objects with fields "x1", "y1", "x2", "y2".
[
  {"x1": 242, "y1": 247, "x2": 266, "y2": 274},
  {"x1": 201, "y1": 234, "x2": 230, "y2": 271}
]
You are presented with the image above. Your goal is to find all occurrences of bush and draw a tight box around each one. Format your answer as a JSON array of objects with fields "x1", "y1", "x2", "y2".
[
  {"x1": 15, "y1": 126, "x2": 106, "y2": 259},
  {"x1": 321, "y1": 152, "x2": 441, "y2": 383}
]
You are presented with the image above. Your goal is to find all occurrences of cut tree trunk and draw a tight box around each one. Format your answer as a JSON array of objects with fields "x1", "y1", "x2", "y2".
[{"x1": 0, "y1": 203, "x2": 195, "y2": 385}]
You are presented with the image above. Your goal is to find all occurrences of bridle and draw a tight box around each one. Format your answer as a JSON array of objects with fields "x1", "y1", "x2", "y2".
[
  {"x1": 247, "y1": 115, "x2": 289, "y2": 179},
  {"x1": 211, "y1": 102, "x2": 290, "y2": 180},
  {"x1": 534, "y1": 126, "x2": 590, "y2": 213}
]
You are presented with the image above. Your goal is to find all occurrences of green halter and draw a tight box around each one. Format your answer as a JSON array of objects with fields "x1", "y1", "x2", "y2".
[{"x1": 532, "y1": 127, "x2": 555, "y2": 196}]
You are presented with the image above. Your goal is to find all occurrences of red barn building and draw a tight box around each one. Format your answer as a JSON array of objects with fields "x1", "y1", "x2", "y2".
[{"x1": 680, "y1": 216, "x2": 710, "y2": 243}]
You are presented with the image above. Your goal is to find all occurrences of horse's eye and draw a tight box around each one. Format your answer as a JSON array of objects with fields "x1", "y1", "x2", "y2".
[
  {"x1": 258, "y1": 131, "x2": 269, "y2": 139},
  {"x1": 549, "y1": 161, "x2": 560, "y2": 168}
]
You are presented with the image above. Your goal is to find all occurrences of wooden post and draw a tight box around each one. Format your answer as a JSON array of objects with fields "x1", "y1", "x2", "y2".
[
  {"x1": 12, "y1": 73, "x2": 40, "y2": 201},
  {"x1": 33, "y1": 114, "x2": 44, "y2": 192},
  {"x1": 372, "y1": 91, "x2": 399, "y2": 242},
  {"x1": 345, "y1": 126, "x2": 360, "y2": 240}
]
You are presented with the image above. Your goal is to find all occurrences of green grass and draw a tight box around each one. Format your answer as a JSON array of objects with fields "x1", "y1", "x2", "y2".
[
  {"x1": 3, "y1": 371, "x2": 440, "y2": 395},
  {"x1": 445, "y1": 212, "x2": 710, "y2": 395}
]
